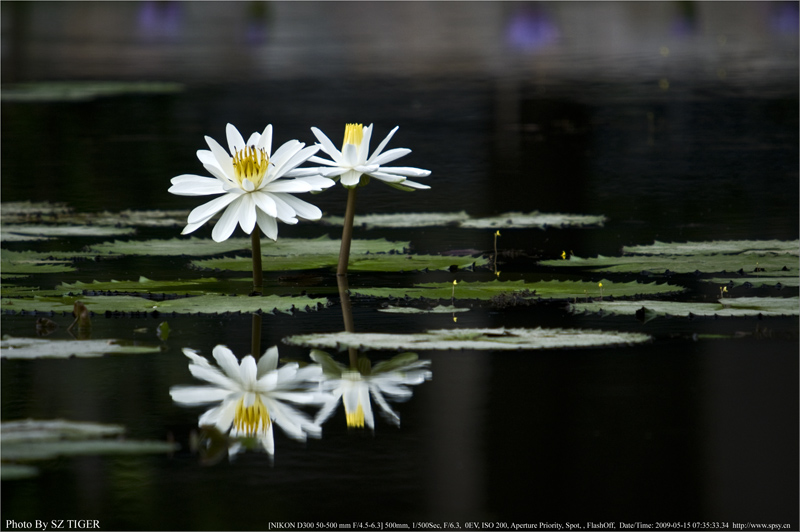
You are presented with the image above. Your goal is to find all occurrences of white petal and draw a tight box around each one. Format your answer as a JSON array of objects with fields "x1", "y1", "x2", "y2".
[
  {"x1": 314, "y1": 393, "x2": 343, "y2": 425},
  {"x1": 212, "y1": 345, "x2": 242, "y2": 382},
  {"x1": 374, "y1": 166, "x2": 431, "y2": 177},
  {"x1": 187, "y1": 193, "x2": 239, "y2": 225},
  {"x1": 272, "y1": 193, "x2": 322, "y2": 221},
  {"x1": 181, "y1": 220, "x2": 207, "y2": 235},
  {"x1": 256, "y1": 124, "x2": 273, "y2": 155},
  {"x1": 256, "y1": 371, "x2": 278, "y2": 391},
  {"x1": 295, "y1": 176, "x2": 336, "y2": 191},
  {"x1": 310, "y1": 127, "x2": 343, "y2": 160},
  {"x1": 188, "y1": 364, "x2": 237, "y2": 390},
  {"x1": 269, "y1": 140, "x2": 303, "y2": 176},
  {"x1": 368, "y1": 171, "x2": 409, "y2": 184},
  {"x1": 212, "y1": 196, "x2": 246, "y2": 242},
  {"x1": 246, "y1": 132, "x2": 260, "y2": 146},
  {"x1": 238, "y1": 194, "x2": 257, "y2": 234},
  {"x1": 204, "y1": 135, "x2": 236, "y2": 178},
  {"x1": 170, "y1": 385, "x2": 230, "y2": 405},
  {"x1": 196, "y1": 150, "x2": 217, "y2": 166},
  {"x1": 252, "y1": 191, "x2": 278, "y2": 218},
  {"x1": 359, "y1": 124, "x2": 373, "y2": 161},
  {"x1": 169, "y1": 175, "x2": 226, "y2": 196},
  {"x1": 258, "y1": 346, "x2": 279, "y2": 375},
  {"x1": 282, "y1": 167, "x2": 322, "y2": 178},
  {"x1": 182, "y1": 348, "x2": 211, "y2": 367},
  {"x1": 342, "y1": 143, "x2": 360, "y2": 167},
  {"x1": 307, "y1": 155, "x2": 339, "y2": 166},
  {"x1": 239, "y1": 355, "x2": 258, "y2": 386},
  {"x1": 202, "y1": 162, "x2": 236, "y2": 188},
  {"x1": 270, "y1": 194, "x2": 299, "y2": 224},
  {"x1": 340, "y1": 169, "x2": 363, "y2": 187},
  {"x1": 369, "y1": 126, "x2": 399, "y2": 160},
  {"x1": 387, "y1": 180, "x2": 430, "y2": 191},
  {"x1": 226, "y1": 123, "x2": 246, "y2": 155},
  {"x1": 256, "y1": 209, "x2": 279, "y2": 240},
  {"x1": 241, "y1": 178, "x2": 255, "y2": 192},
  {"x1": 273, "y1": 145, "x2": 320, "y2": 179},
  {"x1": 369, "y1": 147, "x2": 411, "y2": 166},
  {"x1": 264, "y1": 179, "x2": 315, "y2": 193}
]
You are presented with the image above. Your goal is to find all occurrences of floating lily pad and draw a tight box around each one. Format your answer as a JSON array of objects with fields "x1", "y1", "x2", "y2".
[
  {"x1": 540, "y1": 253, "x2": 798, "y2": 275},
  {"x1": 622, "y1": 240, "x2": 799, "y2": 256},
  {"x1": 193, "y1": 253, "x2": 486, "y2": 273},
  {"x1": 0, "y1": 251, "x2": 77, "y2": 274},
  {"x1": 1, "y1": 419, "x2": 178, "y2": 480},
  {"x1": 285, "y1": 327, "x2": 651, "y2": 351},
  {"x1": 1, "y1": 81, "x2": 184, "y2": 102},
  {"x1": 1, "y1": 202, "x2": 189, "y2": 228},
  {"x1": 59, "y1": 276, "x2": 229, "y2": 296},
  {"x1": 1, "y1": 224, "x2": 136, "y2": 241},
  {"x1": 352, "y1": 279, "x2": 683, "y2": 301},
  {"x1": 708, "y1": 276, "x2": 800, "y2": 288},
  {"x1": 460, "y1": 211, "x2": 606, "y2": 229},
  {"x1": 321, "y1": 211, "x2": 606, "y2": 229},
  {"x1": 0, "y1": 336, "x2": 162, "y2": 359},
  {"x1": 88, "y1": 236, "x2": 407, "y2": 257},
  {"x1": 569, "y1": 297, "x2": 799, "y2": 318},
  {"x1": 378, "y1": 305, "x2": 471, "y2": 314}
]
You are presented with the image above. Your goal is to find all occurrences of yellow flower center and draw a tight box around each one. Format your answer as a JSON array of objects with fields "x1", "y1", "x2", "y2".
[
  {"x1": 231, "y1": 146, "x2": 269, "y2": 189},
  {"x1": 346, "y1": 403, "x2": 365, "y2": 428},
  {"x1": 233, "y1": 395, "x2": 271, "y2": 436},
  {"x1": 343, "y1": 123, "x2": 364, "y2": 148}
]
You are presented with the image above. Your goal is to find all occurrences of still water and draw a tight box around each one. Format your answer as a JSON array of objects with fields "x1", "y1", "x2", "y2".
[{"x1": 1, "y1": 2, "x2": 798, "y2": 531}]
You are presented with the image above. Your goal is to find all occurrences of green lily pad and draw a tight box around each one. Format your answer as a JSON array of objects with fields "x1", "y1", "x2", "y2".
[
  {"x1": 192, "y1": 253, "x2": 486, "y2": 273},
  {"x1": 622, "y1": 240, "x2": 799, "y2": 256},
  {"x1": 88, "y1": 236, "x2": 407, "y2": 257},
  {"x1": 0, "y1": 336, "x2": 162, "y2": 359},
  {"x1": 540, "y1": 253, "x2": 798, "y2": 275},
  {"x1": 1, "y1": 81, "x2": 184, "y2": 102},
  {"x1": 708, "y1": 276, "x2": 800, "y2": 288},
  {"x1": 2, "y1": 224, "x2": 136, "y2": 241},
  {"x1": 285, "y1": 327, "x2": 651, "y2": 351},
  {"x1": 569, "y1": 297, "x2": 799, "y2": 318},
  {"x1": 0, "y1": 251, "x2": 77, "y2": 274},
  {"x1": 1, "y1": 293, "x2": 327, "y2": 315},
  {"x1": 59, "y1": 276, "x2": 229, "y2": 296},
  {"x1": 1, "y1": 419, "x2": 178, "y2": 480},
  {"x1": 321, "y1": 211, "x2": 606, "y2": 229},
  {"x1": 377, "y1": 305, "x2": 470, "y2": 314},
  {"x1": 1, "y1": 202, "x2": 189, "y2": 228},
  {"x1": 352, "y1": 279, "x2": 683, "y2": 301}
]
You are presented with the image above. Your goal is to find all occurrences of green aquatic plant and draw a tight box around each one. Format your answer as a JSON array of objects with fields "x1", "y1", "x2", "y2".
[
  {"x1": 569, "y1": 297, "x2": 799, "y2": 318},
  {"x1": 0, "y1": 336, "x2": 162, "y2": 359},
  {"x1": 285, "y1": 327, "x2": 652, "y2": 351}
]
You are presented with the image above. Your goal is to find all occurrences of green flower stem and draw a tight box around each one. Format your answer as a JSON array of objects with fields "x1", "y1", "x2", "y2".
[
  {"x1": 251, "y1": 230, "x2": 263, "y2": 295},
  {"x1": 337, "y1": 187, "x2": 358, "y2": 277},
  {"x1": 251, "y1": 312, "x2": 262, "y2": 359},
  {"x1": 337, "y1": 274, "x2": 359, "y2": 369}
]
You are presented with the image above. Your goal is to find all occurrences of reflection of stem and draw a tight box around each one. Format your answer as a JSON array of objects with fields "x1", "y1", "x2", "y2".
[
  {"x1": 251, "y1": 312, "x2": 262, "y2": 358},
  {"x1": 337, "y1": 187, "x2": 358, "y2": 277},
  {"x1": 337, "y1": 275, "x2": 358, "y2": 369},
  {"x1": 251, "y1": 231, "x2": 263, "y2": 295}
]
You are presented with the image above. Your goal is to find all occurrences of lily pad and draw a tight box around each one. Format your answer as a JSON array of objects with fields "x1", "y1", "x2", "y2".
[
  {"x1": 569, "y1": 297, "x2": 799, "y2": 318},
  {"x1": 0, "y1": 251, "x2": 77, "y2": 274},
  {"x1": 352, "y1": 279, "x2": 684, "y2": 301},
  {"x1": 1, "y1": 81, "x2": 184, "y2": 102},
  {"x1": 192, "y1": 253, "x2": 486, "y2": 273},
  {"x1": 708, "y1": 276, "x2": 800, "y2": 288},
  {"x1": 378, "y1": 305, "x2": 471, "y2": 314},
  {"x1": 1, "y1": 224, "x2": 135, "y2": 241},
  {"x1": 1, "y1": 419, "x2": 178, "y2": 480},
  {"x1": 0, "y1": 336, "x2": 162, "y2": 359},
  {"x1": 321, "y1": 211, "x2": 606, "y2": 229},
  {"x1": 1, "y1": 293, "x2": 327, "y2": 315},
  {"x1": 540, "y1": 253, "x2": 798, "y2": 275},
  {"x1": 59, "y1": 277, "x2": 230, "y2": 296},
  {"x1": 88, "y1": 236, "x2": 407, "y2": 257},
  {"x1": 622, "y1": 240, "x2": 799, "y2": 256},
  {"x1": 285, "y1": 327, "x2": 651, "y2": 351}
]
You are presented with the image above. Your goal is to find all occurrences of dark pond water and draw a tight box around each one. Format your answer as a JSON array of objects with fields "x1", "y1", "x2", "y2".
[{"x1": 1, "y1": 2, "x2": 798, "y2": 531}]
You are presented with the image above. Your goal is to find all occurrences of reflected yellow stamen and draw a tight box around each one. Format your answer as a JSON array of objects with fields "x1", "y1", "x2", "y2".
[
  {"x1": 346, "y1": 403, "x2": 365, "y2": 428},
  {"x1": 343, "y1": 123, "x2": 364, "y2": 147},
  {"x1": 232, "y1": 146, "x2": 269, "y2": 189},
  {"x1": 233, "y1": 395, "x2": 271, "y2": 436}
]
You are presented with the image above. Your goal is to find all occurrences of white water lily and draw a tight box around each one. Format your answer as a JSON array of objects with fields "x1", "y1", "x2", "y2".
[
  {"x1": 311, "y1": 351, "x2": 432, "y2": 429},
  {"x1": 169, "y1": 123, "x2": 335, "y2": 242},
  {"x1": 170, "y1": 345, "x2": 328, "y2": 456},
  {"x1": 308, "y1": 123, "x2": 431, "y2": 191}
]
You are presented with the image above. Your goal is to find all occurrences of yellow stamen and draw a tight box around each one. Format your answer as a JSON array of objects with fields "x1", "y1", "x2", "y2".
[
  {"x1": 233, "y1": 395, "x2": 271, "y2": 436},
  {"x1": 343, "y1": 123, "x2": 364, "y2": 147},
  {"x1": 231, "y1": 145, "x2": 269, "y2": 189},
  {"x1": 345, "y1": 403, "x2": 365, "y2": 428}
]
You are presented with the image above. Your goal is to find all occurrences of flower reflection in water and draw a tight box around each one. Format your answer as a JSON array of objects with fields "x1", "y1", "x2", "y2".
[
  {"x1": 311, "y1": 351, "x2": 432, "y2": 430},
  {"x1": 170, "y1": 345, "x2": 328, "y2": 458}
]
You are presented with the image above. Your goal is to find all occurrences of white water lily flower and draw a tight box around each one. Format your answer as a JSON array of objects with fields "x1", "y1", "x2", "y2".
[
  {"x1": 311, "y1": 351, "x2": 432, "y2": 429},
  {"x1": 169, "y1": 123, "x2": 335, "y2": 242},
  {"x1": 308, "y1": 123, "x2": 431, "y2": 191},
  {"x1": 170, "y1": 345, "x2": 329, "y2": 456}
]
